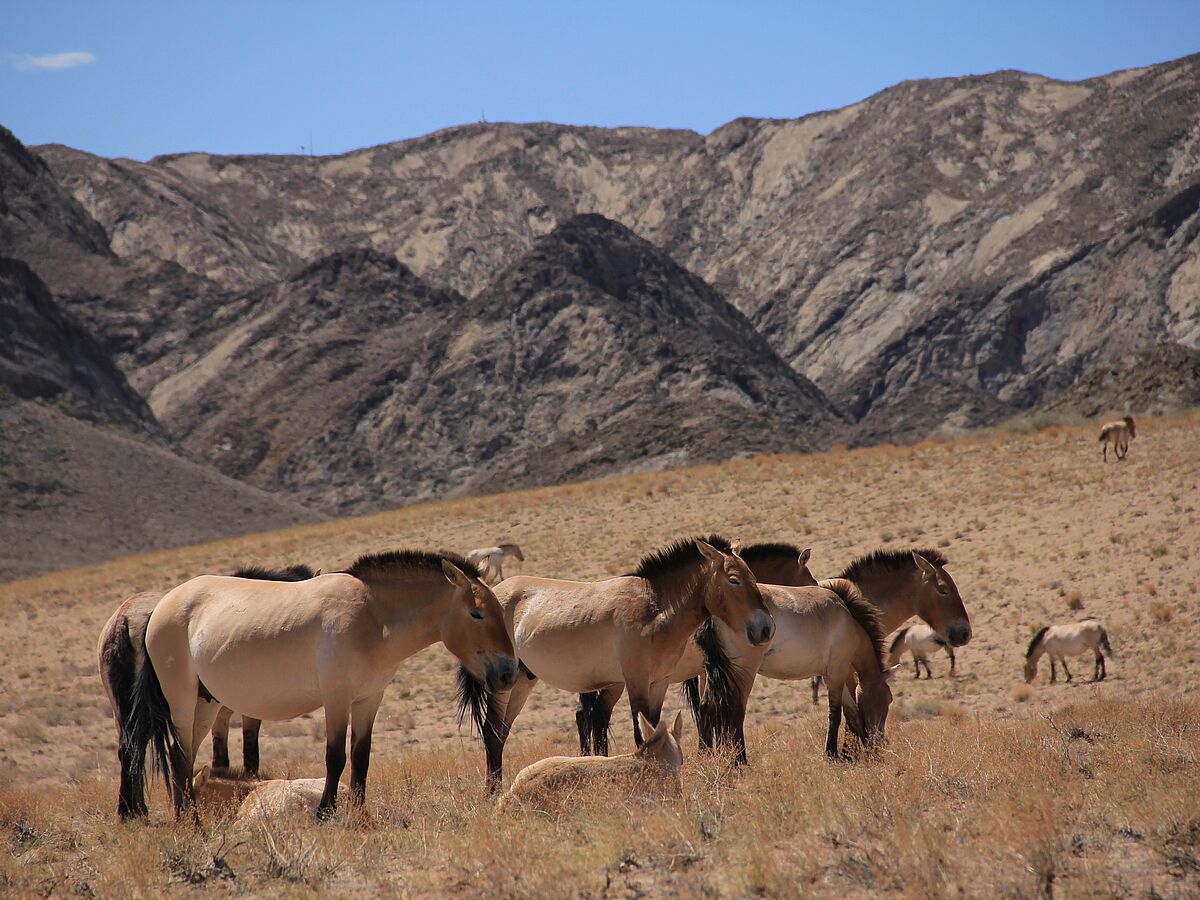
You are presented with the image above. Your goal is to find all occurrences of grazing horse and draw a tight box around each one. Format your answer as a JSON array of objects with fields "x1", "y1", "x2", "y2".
[
  {"x1": 1024, "y1": 620, "x2": 1114, "y2": 684},
  {"x1": 809, "y1": 549, "x2": 971, "y2": 703},
  {"x1": 125, "y1": 550, "x2": 517, "y2": 820},
  {"x1": 466, "y1": 544, "x2": 525, "y2": 585},
  {"x1": 888, "y1": 623, "x2": 956, "y2": 678},
  {"x1": 689, "y1": 578, "x2": 894, "y2": 761},
  {"x1": 457, "y1": 536, "x2": 774, "y2": 793},
  {"x1": 574, "y1": 542, "x2": 814, "y2": 757},
  {"x1": 97, "y1": 564, "x2": 314, "y2": 820},
  {"x1": 501, "y1": 712, "x2": 685, "y2": 812},
  {"x1": 1099, "y1": 416, "x2": 1136, "y2": 461}
]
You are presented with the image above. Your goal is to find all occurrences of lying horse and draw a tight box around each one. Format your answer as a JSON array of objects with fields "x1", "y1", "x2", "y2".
[
  {"x1": 97, "y1": 564, "x2": 314, "y2": 820},
  {"x1": 501, "y1": 712, "x2": 685, "y2": 813},
  {"x1": 1099, "y1": 416, "x2": 1136, "y2": 461},
  {"x1": 888, "y1": 623, "x2": 956, "y2": 678},
  {"x1": 1024, "y1": 620, "x2": 1115, "y2": 683},
  {"x1": 125, "y1": 550, "x2": 517, "y2": 820},
  {"x1": 457, "y1": 536, "x2": 774, "y2": 793},
  {"x1": 466, "y1": 544, "x2": 525, "y2": 585}
]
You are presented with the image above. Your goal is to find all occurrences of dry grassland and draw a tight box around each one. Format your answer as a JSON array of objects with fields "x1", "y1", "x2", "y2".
[{"x1": 1, "y1": 411, "x2": 1199, "y2": 896}]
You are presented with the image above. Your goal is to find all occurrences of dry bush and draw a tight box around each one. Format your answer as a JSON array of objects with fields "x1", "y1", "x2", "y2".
[
  {"x1": 1065, "y1": 590, "x2": 1084, "y2": 610},
  {"x1": 1150, "y1": 601, "x2": 1175, "y2": 623}
]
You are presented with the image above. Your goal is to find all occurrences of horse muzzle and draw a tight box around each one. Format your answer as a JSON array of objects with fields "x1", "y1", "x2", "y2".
[
  {"x1": 947, "y1": 621, "x2": 972, "y2": 647},
  {"x1": 485, "y1": 657, "x2": 519, "y2": 692},
  {"x1": 746, "y1": 611, "x2": 775, "y2": 647}
]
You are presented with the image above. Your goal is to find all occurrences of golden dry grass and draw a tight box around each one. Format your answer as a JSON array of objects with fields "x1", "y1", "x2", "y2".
[{"x1": 1, "y1": 410, "x2": 1199, "y2": 895}]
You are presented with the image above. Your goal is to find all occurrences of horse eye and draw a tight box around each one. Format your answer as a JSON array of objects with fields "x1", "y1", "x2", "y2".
[
  {"x1": 469, "y1": 609, "x2": 484, "y2": 620},
  {"x1": 728, "y1": 576, "x2": 741, "y2": 586}
]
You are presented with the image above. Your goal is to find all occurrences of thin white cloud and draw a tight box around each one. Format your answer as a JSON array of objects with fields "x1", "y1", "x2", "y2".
[{"x1": 11, "y1": 51, "x2": 96, "y2": 71}]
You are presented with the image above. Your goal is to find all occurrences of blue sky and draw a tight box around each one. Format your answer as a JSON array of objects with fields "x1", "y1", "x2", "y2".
[{"x1": 2, "y1": 2, "x2": 1197, "y2": 161}]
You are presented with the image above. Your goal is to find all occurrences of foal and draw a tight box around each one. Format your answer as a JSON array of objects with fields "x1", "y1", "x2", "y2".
[
  {"x1": 1024, "y1": 620, "x2": 1115, "y2": 683},
  {"x1": 467, "y1": 544, "x2": 525, "y2": 585},
  {"x1": 1099, "y1": 416, "x2": 1136, "y2": 461},
  {"x1": 888, "y1": 623, "x2": 956, "y2": 678}
]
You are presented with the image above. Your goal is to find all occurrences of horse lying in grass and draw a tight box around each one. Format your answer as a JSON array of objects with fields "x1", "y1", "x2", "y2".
[
  {"x1": 456, "y1": 536, "x2": 774, "y2": 793},
  {"x1": 888, "y1": 623, "x2": 956, "y2": 678},
  {"x1": 97, "y1": 564, "x2": 315, "y2": 820},
  {"x1": 501, "y1": 712, "x2": 684, "y2": 812},
  {"x1": 1099, "y1": 416, "x2": 1136, "y2": 461},
  {"x1": 1024, "y1": 620, "x2": 1115, "y2": 684},
  {"x1": 123, "y1": 550, "x2": 517, "y2": 821}
]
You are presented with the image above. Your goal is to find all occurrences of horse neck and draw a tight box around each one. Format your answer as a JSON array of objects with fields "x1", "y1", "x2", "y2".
[
  {"x1": 850, "y1": 628, "x2": 885, "y2": 686},
  {"x1": 846, "y1": 568, "x2": 918, "y2": 634},
  {"x1": 639, "y1": 566, "x2": 711, "y2": 642},
  {"x1": 361, "y1": 574, "x2": 453, "y2": 656}
]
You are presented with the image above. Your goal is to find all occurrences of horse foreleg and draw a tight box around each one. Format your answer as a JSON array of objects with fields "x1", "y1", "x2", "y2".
[
  {"x1": 318, "y1": 700, "x2": 350, "y2": 818},
  {"x1": 487, "y1": 667, "x2": 538, "y2": 794},
  {"x1": 1061, "y1": 658, "x2": 1072, "y2": 682},
  {"x1": 575, "y1": 694, "x2": 596, "y2": 756},
  {"x1": 593, "y1": 684, "x2": 624, "y2": 757},
  {"x1": 947, "y1": 647, "x2": 956, "y2": 676},
  {"x1": 211, "y1": 706, "x2": 233, "y2": 770},
  {"x1": 627, "y1": 678, "x2": 669, "y2": 747},
  {"x1": 349, "y1": 691, "x2": 385, "y2": 808},
  {"x1": 1050, "y1": 659, "x2": 1058, "y2": 683},
  {"x1": 913, "y1": 656, "x2": 921, "y2": 678},
  {"x1": 922, "y1": 656, "x2": 934, "y2": 679},
  {"x1": 242, "y1": 716, "x2": 262, "y2": 776},
  {"x1": 810, "y1": 676, "x2": 822, "y2": 705},
  {"x1": 825, "y1": 687, "x2": 843, "y2": 758},
  {"x1": 1103, "y1": 442, "x2": 1109, "y2": 462}
]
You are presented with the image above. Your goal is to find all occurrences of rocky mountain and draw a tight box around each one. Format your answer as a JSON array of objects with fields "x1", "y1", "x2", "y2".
[
  {"x1": 145, "y1": 217, "x2": 841, "y2": 512},
  {"x1": 33, "y1": 54, "x2": 1200, "y2": 440},
  {"x1": 1043, "y1": 342, "x2": 1200, "y2": 419}
]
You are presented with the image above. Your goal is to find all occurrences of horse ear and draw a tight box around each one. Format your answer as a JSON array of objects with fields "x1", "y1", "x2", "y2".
[
  {"x1": 637, "y1": 712, "x2": 656, "y2": 743},
  {"x1": 695, "y1": 539, "x2": 724, "y2": 564},
  {"x1": 671, "y1": 710, "x2": 684, "y2": 743},
  {"x1": 194, "y1": 764, "x2": 211, "y2": 788},
  {"x1": 884, "y1": 664, "x2": 902, "y2": 683},
  {"x1": 912, "y1": 552, "x2": 938, "y2": 581},
  {"x1": 441, "y1": 559, "x2": 472, "y2": 588},
  {"x1": 313, "y1": 568, "x2": 323, "y2": 577},
  {"x1": 730, "y1": 538, "x2": 744, "y2": 555},
  {"x1": 798, "y1": 548, "x2": 812, "y2": 565}
]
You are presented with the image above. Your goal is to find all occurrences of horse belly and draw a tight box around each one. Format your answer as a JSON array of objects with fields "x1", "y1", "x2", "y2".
[
  {"x1": 190, "y1": 626, "x2": 324, "y2": 721},
  {"x1": 515, "y1": 623, "x2": 623, "y2": 693},
  {"x1": 759, "y1": 615, "x2": 824, "y2": 680}
]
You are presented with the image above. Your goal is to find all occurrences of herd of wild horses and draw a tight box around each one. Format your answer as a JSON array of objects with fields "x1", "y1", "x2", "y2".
[{"x1": 95, "y1": 420, "x2": 1132, "y2": 821}]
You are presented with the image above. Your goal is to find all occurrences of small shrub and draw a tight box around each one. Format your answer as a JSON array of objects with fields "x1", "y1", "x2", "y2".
[
  {"x1": 1149, "y1": 602, "x2": 1174, "y2": 623},
  {"x1": 1012, "y1": 685, "x2": 1034, "y2": 703},
  {"x1": 1065, "y1": 591, "x2": 1084, "y2": 611}
]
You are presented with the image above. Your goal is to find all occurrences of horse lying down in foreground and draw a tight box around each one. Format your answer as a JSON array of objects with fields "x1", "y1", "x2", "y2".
[{"x1": 500, "y1": 712, "x2": 685, "y2": 812}]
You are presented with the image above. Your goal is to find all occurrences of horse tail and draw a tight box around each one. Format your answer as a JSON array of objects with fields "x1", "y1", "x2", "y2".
[
  {"x1": 454, "y1": 664, "x2": 492, "y2": 737},
  {"x1": 122, "y1": 639, "x2": 184, "y2": 805},
  {"x1": 680, "y1": 676, "x2": 704, "y2": 726},
  {"x1": 695, "y1": 619, "x2": 743, "y2": 732},
  {"x1": 100, "y1": 616, "x2": 147, "y2": 818},
  {"x1": 577, "y1": 691, "x2": 608, "y2": 750},
  {"x1": 1098, "y1": 625, "x2": 1115, "y2": 658}
]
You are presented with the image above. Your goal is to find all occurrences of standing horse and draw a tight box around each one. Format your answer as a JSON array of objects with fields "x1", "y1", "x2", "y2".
[
  {"x1": 125, "y1": 550, "x2": 517, "y2": 820},
  {"x1": 1024, "y1": 620, "x2": 1114, "y2": 683},
  {"x1": 888, "y1": 623, "x2": 956, "y2": 678},
  {"x1": 809, "y1": 549, "x2": 971, "y2": 702},
  {"x1": 97, "y1": 564, "x2": 314, "y2": 820},
  {"x1": 1099, "y1": 416, "x2": 1136, "y2": 461},
  {"x1": 466, "y1": 544, "x2": 525, "y2": 585},
  {"x1": 689, "y1": 577, "x2": 894, "y2": 761},
  {"x1": 574, "y1": 542, "x2": 814, "y2": 756},
  {"x1": 456, "y1": 536, "x2": 774, "y2": 793}
]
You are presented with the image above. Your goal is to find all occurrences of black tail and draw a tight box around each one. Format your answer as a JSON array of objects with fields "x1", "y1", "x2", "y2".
[
  {"x1": 681, "y1": 676, "x2": 704, "y2": 728},
  {"x1": 122, "y1": 646, "x2": 184, "y2": 807},
  {"x1": 577, "y1": 691, "x2": 609, "y2": 752},
  {"x1": 100, "y1": 617, "x2": 148, "y2": 818},
  {"x1": 455, "y1": 664, "x2": 499, "y2": 738},
  {"x1": 694, "y1": 619, "x2": 744, "y2": 738},
  {"x1": 1099, "y1": 626, "x2": 1115, "y2": 658}
]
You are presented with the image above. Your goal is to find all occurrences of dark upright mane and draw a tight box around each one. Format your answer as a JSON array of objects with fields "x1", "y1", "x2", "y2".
[
  {"x1": 738, "y1": 542, "x2": 802, "y2": 564},
  {"x1": 838, "y1": 548, "x2": 949, "y2": 583},
  {"x1": 1026, "y1": 626, "x2": 1050, "y2": 659},
  {"x1": 628, "y1": 535, "x2": 732, "y2": 581},
  {"x1": 232, "y1": 564, "x2": 315, "y2": 582},
  {"x1": 824, "y1": 579, "x2": 887, "y2": 670},
  {"x1": 343, "y1": 549, "x2": 482, "y2": 581}
]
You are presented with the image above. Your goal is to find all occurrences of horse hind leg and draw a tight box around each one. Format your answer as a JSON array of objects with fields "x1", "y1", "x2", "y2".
[
  {"x1": 810, "y1": 676, "x2": 822, "y2": 705},
  {"x1": 824, "y1": 686, "x2": 843, "y2": 758},
  {"x1": 242, "y1": 716, "x2": 263, "y2": 776},
  {"x1": 318, "y1": 698, "x2": 351, "y2": 818},
  {"x1": 210, "y1": 706, "x2": 233, "y2": 770},
  {"x1": 592, "y1": 684, "x2": 624, "y2": 757},
  {"x1": 1061, "y1": 659, "x2": 1073, "y2": 682},
  {"x1": 1050, "y1": 659, "x2": 1058, "y2": 683}
]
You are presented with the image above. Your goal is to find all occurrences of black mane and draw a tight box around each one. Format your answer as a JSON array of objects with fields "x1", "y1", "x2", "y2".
[
  {"x1": 343, "y1": 549, "x2": 482, "y2": 581},
  {"x1": 629, "y1": 535, "x2": 732, "y2": 580},
  {"x1": 824, "y1": 578, "x2": 887, "y2": 670},
  {"x1": 1026, "y1": 626, "x2": 1051, "y2": 659},
  {"x1": 232, "y1": 564, "x2": 315, "y2": 582},
  {"x1": 838, "y1": 547, "x2": 949, "y2": 583},
  {"x1": 738, "y1": 541, "x2": 802, "y2": 563}
]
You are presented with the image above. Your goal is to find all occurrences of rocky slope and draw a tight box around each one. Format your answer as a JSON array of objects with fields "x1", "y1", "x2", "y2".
[
  {"x1": 34, "y1": 54, "x2": 1200, "y2": 438},
  {"x1": 150, "y1": 217, "x2": 842, "y2": 512}
]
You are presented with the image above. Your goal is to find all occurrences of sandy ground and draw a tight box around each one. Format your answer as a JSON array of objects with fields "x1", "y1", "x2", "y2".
[{"x1": 0, "y1": 411, "x2": 1196, "y2": 789}]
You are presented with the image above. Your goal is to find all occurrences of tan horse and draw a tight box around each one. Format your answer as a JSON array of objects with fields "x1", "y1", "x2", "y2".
[
  {"x1": 128, "y1": 550, "x2": 517, "y2": 820},
  {"x1": 809, "y1": 548, "x2": 971, "y2": 703},
  {"x1": 501, "y1": 712, "x2": 684, "y2": 813},
  {"x1": 466, "y1": 544, "x2": 525, "y2": 585},
  {"x1": 575, "y1": 541, "x2": 814, "y2": 756},
  {"x1": 98, "y1": 565, "x2": 314, "y2": 820},
  {"x1": 457, "y1": 536, "x2": 773, "y2": 793},
  {"x1": 691, "y1": 578, "x2": 894, "y2": 760},
  {"x1": 888, "y1": 623, "x2": 956, "y2": 678},
  {"x1": 1099, "y1": 416, "x2": 1136, "y2": 461},
  {"x1": 1024, "y1": 620, "x2": 1115, "y2": 683}
]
